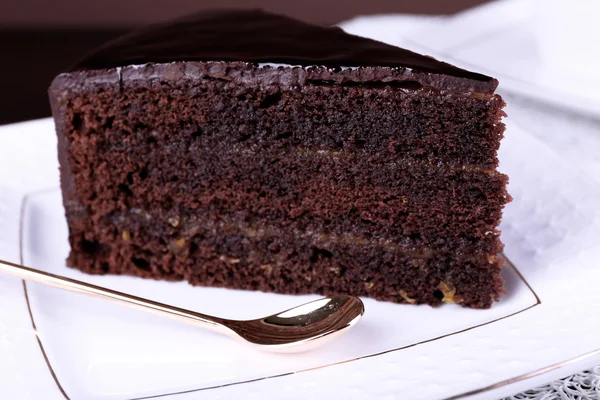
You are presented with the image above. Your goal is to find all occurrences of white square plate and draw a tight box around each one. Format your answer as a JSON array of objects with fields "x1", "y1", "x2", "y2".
[{"x1": 1, "y1": 117, "x2": 600, "y2": 400}]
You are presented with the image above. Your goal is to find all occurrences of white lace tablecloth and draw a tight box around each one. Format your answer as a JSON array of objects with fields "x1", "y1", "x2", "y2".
[{"x1": 505, "y1": 366, "x2": 600, "y2": 400}]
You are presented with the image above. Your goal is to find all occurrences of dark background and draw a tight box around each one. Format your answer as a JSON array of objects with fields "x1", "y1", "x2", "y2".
[{"x1": 0, "y1": 0, "x2": 488, "y2": 125}]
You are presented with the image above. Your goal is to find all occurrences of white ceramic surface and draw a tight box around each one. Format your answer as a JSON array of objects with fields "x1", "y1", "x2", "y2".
[{"x1": 1, "y1": 117, "x2": 600, "y2": 400}]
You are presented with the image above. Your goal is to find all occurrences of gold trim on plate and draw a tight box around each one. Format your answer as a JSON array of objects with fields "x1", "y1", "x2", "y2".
[{"x1": 19, "y1": 189, "x2": 72, "y2": 400}]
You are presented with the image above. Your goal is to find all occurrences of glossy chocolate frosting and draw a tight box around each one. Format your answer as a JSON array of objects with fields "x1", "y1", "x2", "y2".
[{"x1": 72, "y1": 9, "x2": 497, "y2": 92}]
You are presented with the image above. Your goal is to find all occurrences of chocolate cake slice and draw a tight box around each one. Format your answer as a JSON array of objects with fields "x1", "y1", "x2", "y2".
[{"x1": 49, "y1": 9, "x2": 509, "y2": 308}]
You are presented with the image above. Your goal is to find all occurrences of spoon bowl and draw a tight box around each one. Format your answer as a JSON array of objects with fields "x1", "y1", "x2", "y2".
[{"x1": 225, "y1": 296, "x2": 365, "y2": 352}]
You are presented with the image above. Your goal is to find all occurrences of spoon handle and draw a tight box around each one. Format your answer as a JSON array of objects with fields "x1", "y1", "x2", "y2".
[{"x1": 0, "y1": 259, "x2": 229, "y2": 333}]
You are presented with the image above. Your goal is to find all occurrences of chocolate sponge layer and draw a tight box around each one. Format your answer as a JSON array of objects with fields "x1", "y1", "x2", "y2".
[{"x1": 50, "y1": 61, "x2": 508, "y2": 308}]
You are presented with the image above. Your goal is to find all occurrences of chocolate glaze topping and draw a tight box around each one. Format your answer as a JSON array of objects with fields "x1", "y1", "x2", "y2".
[{"x1": 72, "y1": 9, "x2": 497, "y2": 92}]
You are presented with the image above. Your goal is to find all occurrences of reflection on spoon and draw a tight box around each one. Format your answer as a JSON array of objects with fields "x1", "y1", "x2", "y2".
[{"x1": 225, "y1": 296, "x2": 365, "y2": 352}]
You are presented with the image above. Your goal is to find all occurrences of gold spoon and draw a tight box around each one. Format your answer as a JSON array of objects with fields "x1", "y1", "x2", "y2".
[{"x1": 0, "y1": 259, "x2": 364, "y2": 352}]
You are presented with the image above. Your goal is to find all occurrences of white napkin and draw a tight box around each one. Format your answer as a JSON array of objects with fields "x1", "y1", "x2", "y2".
[{"x1": 341, "y1": 0, "x2": 600, "y2": 117}]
